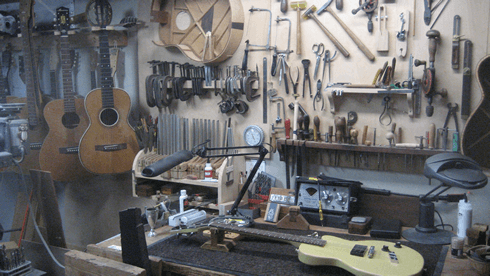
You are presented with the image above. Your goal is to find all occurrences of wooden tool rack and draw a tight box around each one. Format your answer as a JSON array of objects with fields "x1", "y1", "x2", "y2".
[{"x1": 277, "y1": 138, "x2": 447, "y2": 174}]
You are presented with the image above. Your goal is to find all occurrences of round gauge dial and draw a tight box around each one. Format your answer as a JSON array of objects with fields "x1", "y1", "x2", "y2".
[
  {"x1": 86, "y1": 0, "x2": 113, "y2": 27},
  {"x1": 243, "y1": 125, "x2": 264, "y2": 146}
]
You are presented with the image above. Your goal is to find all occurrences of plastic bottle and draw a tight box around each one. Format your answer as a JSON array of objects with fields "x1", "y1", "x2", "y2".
[
  {"x1": 457, "y1": 198, "x2": 472, "y2": 238},
  {"x1": 204, "y1": 161, "x2": 213, "y2": 180},
  {"x1": 179, "y1": 190, "x2": 188, "y2": 213}
]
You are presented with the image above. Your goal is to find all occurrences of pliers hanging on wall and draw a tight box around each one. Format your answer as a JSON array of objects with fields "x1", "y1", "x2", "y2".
[{"x1": 313, "y1": 80, "x2": 324, "y2": 111}]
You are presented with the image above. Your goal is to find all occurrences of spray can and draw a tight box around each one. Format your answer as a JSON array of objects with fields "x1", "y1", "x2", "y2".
[{"x1": 457, "y1": 199, "x2": 472, "y2": 238}]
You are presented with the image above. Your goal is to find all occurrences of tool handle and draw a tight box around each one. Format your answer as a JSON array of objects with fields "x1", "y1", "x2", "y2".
[
  {"x1": 283, "y1": 69, "x2": 289, "y2": 94},
  {"x1": 362, "y1": 125, "x2": 368, "y2": 145},
  {"x1": 285, "y1": 119, "x2": 291, "y2": 139},
  {"x1": 271, "y1": 53, "x2": 278, "y2": 76},
  {"x1": 311, "y1": 15, "x2": 350, "y2": 58},
  {"x1": 314, "y1": 116, "x2": 320, "y2": 141},
  {"x1": 296, "y1": 9, "x2": 302, "y2": 55},
  {"x1": 424, "y1": 0, "x2": 431, "y2": 25},
  {"x1": 293, "y1": 100, "x2": 299, "y2": 140},
  {"x1": 271, "y1": 128, "x2": 277, "y2": 152},
  {"x1": 242, "y1": 47, "x2": 249, "y2": 71},
  {"x1": 303, "y1": 114, "x2": 310, "y2": 138},
  {"x1": 427, "y1": 30, "x2": 440, "y2": 64},
  {"x1": 336, "y1": 0, "x2": 343, "y2": 10},
  {"x1": 280, "y1": 0, "x2": 287, "y2": 13},
  {"x1": 326, "y1": 6, "x2": 375, "y2": 61},
  {"x1": 461, "y1": 40, "x2": 472, "y2": 119},
  {"x1": 429, "y1": 123, "x2": 436, "y2": 149}
]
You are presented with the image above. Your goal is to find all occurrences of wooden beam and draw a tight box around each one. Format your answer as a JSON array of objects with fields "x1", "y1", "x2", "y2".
[
  {"x1": 30, "y1": 169, "x2": 66, "y2": 248},
  {"x1": 64, "y1": 250, "x2": 146, "y2": 276}
]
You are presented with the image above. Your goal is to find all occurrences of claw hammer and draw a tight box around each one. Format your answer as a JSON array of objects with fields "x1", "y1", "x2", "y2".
[
  {"x1": 317, "y1": 0, "x2": 375, "y2": 61},
  {"x1": 302, "y1": 5, "x2": 350, "y2": 58}
]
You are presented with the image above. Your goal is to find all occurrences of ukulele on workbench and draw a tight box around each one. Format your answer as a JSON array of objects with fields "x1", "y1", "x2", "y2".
[
  {"x1": 176, "y1": 222, "x2": 425, "y2": 276},
  {"x1": 78, "y1": 0, "x2": 139, "y2": 174},
  {"x1": 462, "y1": 55, "x2": 490, "y2": 168},
  {"x1": 39, "y1": 7, "x2": 93, "y2": 181},
  {"x1": 11, "y1": 0, "x2": 50, "y2": 171}
]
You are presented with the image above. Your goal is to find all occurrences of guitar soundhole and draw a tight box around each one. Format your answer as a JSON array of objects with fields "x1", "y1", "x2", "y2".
[
  {"x1": 62, "y1": 112, "x2": 80, "y2": 129},
  {"x1": 100, "y1": 108, "x2": 119, "y2": 127}
]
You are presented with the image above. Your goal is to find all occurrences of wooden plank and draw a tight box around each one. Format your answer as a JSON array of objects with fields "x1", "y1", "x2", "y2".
[
  {"x1": 64, "y1": 250, "x2": 146, "y2": 276},
  {"x1": 86, "y1": 245, "x2": 163, "y2": 276},
  {"x1": 30, "y1": 169, "x2": 66, "y2": 248},
  {"x1": 162, "y1": 261, "x2": 234, "y2": 276}
]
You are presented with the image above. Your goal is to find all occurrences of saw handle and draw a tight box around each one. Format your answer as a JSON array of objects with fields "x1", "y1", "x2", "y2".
[{"x1": 271, "y1": 52, "x2": 278, "y2": 76}]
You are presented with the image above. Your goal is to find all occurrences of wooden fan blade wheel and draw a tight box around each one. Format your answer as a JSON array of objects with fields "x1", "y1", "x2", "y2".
[{"x1": 421, "y1": 68, "x2": 433, "y2": 96}]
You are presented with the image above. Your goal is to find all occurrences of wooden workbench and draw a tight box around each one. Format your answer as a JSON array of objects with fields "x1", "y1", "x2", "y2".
[{"x1": 76, "y1": 219, "x2": 479, "y2": 276}]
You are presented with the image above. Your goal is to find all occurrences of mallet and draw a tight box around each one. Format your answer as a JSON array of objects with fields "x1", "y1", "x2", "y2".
[{"x1": 290, "y1": 1, "x2": 306, "y2": 55}]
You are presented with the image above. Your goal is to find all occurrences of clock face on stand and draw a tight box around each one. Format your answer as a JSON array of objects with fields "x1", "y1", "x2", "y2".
[{"x1": 243, "y1": 125, "x2": 264, "y2": 146}]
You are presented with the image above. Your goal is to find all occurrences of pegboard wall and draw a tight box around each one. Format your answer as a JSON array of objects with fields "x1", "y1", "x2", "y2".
[{"x1": 136, "y1": 0, "x2": 490, "y2": 169}]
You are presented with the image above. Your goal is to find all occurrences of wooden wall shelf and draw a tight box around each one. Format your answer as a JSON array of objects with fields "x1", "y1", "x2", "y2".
[{"x1": 277, "y1": 138, "x2": 448, "y2": 174}]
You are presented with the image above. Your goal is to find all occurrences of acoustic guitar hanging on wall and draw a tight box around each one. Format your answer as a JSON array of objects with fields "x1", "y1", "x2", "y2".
[
  {"x1": 462, "y1": 55, "x2": 490, "y2": 168},
  {"x1": 39, "y1": 7, "x2": 93, "y2": 181},
  {"x1": 13, "y1": 0, "x2": 50, "y2": 172},
  {"x1": 78, "y1": 0, "x2": 139, "y2": 174},
  {"x1": 151, "y1": 0, "x2": 244, "y2": 64}
]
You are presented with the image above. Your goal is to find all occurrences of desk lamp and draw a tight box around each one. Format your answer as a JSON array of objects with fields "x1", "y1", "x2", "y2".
[{"x1": 402, "y1": 152, "x2": 487, "y2": 245}]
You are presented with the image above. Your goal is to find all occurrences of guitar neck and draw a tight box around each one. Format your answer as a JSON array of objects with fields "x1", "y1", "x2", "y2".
[
  {"x1": 0, "y1": 77, "x2": 7, "y2": 104},
  {"x1": 98, "y1": 30, "x2": 115, "y2": 109},
  {"x1": 209, "y1": 222, "x2": 327, "y2": 247},
  {"x1": 20, "y1": 0, "x2": 42, "y2": 127},
  {"x1": 59, "y1": 35, "x2": 76, "y2": 113},
  {"x1": 0, "y1": 48, "x2": 11, "y2": 103}
]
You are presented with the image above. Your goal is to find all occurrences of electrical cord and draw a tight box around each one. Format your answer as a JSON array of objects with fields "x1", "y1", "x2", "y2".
[
  {"x1": 434, "y1": 209, "x2": 454, "y2": 231},
  {"x1": 15, "y1": 162, "x2": 65, "y2": 269}
]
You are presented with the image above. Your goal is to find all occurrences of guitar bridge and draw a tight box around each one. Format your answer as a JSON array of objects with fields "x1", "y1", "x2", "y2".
[
  {"x1": 59, "y1": 147, "x2": 79, "y2": 154},
  {"x1": 95, "y1": 143, "x2": 127, "y2": 152}
]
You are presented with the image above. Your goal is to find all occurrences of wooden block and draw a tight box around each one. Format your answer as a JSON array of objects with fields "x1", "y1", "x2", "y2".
[
  {"x1": 64, "y1": 250, "x2": 146, "y2": 276},
  {"x1": 136, "y1": 184, "x2": 155, "y2": 197}
]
